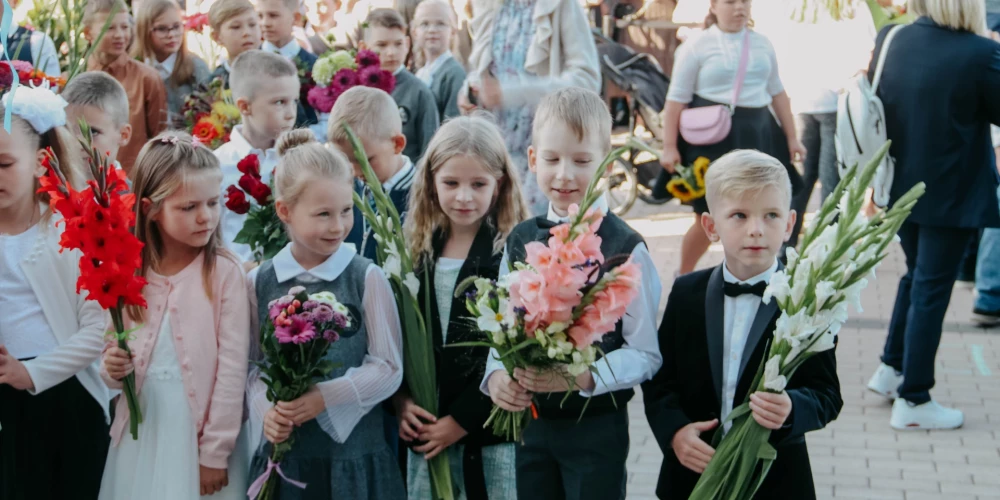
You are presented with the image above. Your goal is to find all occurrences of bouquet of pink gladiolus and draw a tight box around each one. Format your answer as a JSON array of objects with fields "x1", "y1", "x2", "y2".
[
  {"x1": 248, "y1": 286, "x2": 351, "y2": 500},
  {"x1": 457, "y1": 165, "x2": 642, "y2": 442}
]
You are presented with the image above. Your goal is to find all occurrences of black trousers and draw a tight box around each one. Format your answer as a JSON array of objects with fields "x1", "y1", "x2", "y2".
[
  {"x1": 0, "y1": 376, "x2": 110, "y2": 500},
  {"x1": 515, "y1": 409, "x2": 629, "y2": 500}
]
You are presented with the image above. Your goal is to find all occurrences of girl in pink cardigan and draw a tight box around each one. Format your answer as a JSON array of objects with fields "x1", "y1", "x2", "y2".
[{"x1": 100, "y1": 131, "x2": 251, "y2": 500}]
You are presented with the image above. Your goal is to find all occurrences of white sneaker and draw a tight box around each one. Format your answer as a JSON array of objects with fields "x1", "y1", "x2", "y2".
[
  {"x1": 867, "y1": 363, "x2": 903, "y2": 400},
  {"x1": 890, "y1": 399, "x2": 965, "y2": 431}
]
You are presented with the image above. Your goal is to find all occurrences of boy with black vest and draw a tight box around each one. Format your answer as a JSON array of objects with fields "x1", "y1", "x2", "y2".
[
  {"x1": 480, "y1": 87, "x2": 662, "y2": 500},
  {"x1": 642, "y1": 150, "x2": 842, "y2": 499}
]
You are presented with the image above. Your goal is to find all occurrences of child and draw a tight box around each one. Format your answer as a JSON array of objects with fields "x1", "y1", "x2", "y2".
[
  {"x1": 134, "y1": 0, "x2": 212, "y2": 119},
  {"x1": 62, "y1": 71, "x2": 133, "y2": 172},
  {"x1": 209, "y1": 0, "x2": 263, "y2": 87},
  {"x1": 246, "y1": 129, "x2": 406, "y2": 499},
  {"x1": 0, "y1": 86, "x2": 110, "y2": 500},
  {"x1": 99, "y1": 131, "x2": 250, "y2": 500},
  {"x1": 360, "y1": 8, "x2": 439, "y2": 162},
  {"x1": 215, "y1": 49, "x2": 299, "y2": 262},
  {"x1": 397, "y1": 115, "x2": 529, "y2": 499},
  {"x1": 641, "y1": 150, "x2": 842, "y2": 499},
  {"x1": 5, "y1": 0, "x2": 61, "y2": 75},
  {"x1": 480, "y1": 88, "x2": 662, "y2": 500},
  {"x1": 329, "y1": 86, "x2": 414, "y2": 262},
  {"x1": 84, "y1": 0, "x2": 168, "y2": 174},
  {"x1": 412, "y1": 0, "x2": 465, "y2": 121},
  {"x1": 257, "y1": 0, "x2": 319, "y2": 127}
]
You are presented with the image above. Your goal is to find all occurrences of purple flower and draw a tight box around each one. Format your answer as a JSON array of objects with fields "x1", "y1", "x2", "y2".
[
  {"x1": 311, "y1": 304, "x2": 335, "y2": 323},
  {"x1": 268, "y1": 297, "x2": 292, "y2": 321},
  {"x1": 355, "y1": 49, "x2": 380, "y2": 69},
  {"x1": 331, "y1": 68, "x2": 358, "y2": 94},
  {"x1": 307, "y1": 85, "x2": 339, "y2": 114},
  {"x1": 332, "y1": 312, "x2": 348, "y2": 330},
  {"x1": 11, "y1": 61, "x2": 32, "y2": 73},
  {"x1": 302, "y1": 300, "x2": 319, "y2": 311},
  {"x1": 323, "y1": 330, "x2": 340, "y2": 342},
  {"x1": 358, "y1": 66, "x2": 395, "y2": 95},
  {"x1": 274, "y1": 316, "x2": 317, "y2": 344}
]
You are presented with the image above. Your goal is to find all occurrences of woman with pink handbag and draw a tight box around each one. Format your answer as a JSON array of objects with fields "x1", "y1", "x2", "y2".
[{"x1": 655, "y1": 0, "x2": 805, "y2": 276}]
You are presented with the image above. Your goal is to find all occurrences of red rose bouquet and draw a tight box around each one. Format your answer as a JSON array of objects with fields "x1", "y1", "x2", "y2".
[
  {"x1": 306, "y1": 49, "x2": 395, "y2": 114},
  {"x1": 224, "y1": 153, "x2": 288, "y2": 262},
  {"x1": 37, "y1": 121, "x2": 147, "y2": 439}
]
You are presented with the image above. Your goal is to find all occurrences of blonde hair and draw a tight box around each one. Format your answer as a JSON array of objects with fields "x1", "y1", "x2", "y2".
[
  {"x1": 274, "y1": 129, "x2": 354, "y2": 207},
  {"x1": 134, "y1": 0, "x2": 198, "y2": 88},
  {"x1": 0, "y1": 102, "x2": 83, "y2": 205},
  {"x1": 327, "y1": 86, "x2": 401, "y2": 143},
  {"x1": 256, "y1": 0, "x2": 301, "y2": 15},
  {"x1": 532, "y1": 87, "x2": 612, "y2": 153},
  {"x1": 406, "y1": 115, "x2": 529, "y2": 261},
  {"x1": 229, "y1": 49, "x2": 299, "y2": 101},
  {"x1": 909, "y1": 0, "x2": 987, "y2": 35},
  {"x1": 210, "y1": 0, "x2": 256, "y2": 32},
  {"x1": 703, "y1": 150, "x2": 792, "y2": 211},
  {"x1": 411, "y1": 0, "x2": 457, "y2": 69},
  {"x1": 84, "y1": 0, "x2": 134, "y2": 55},
  {"x1": 61, "y1": 72, "x2": 131, "y2": 128},
  {"x1": 364, "y1": 7, "x2": 408, "y2": 33},
  {"x1": 129, "y1": 131, "x2": 228, "y2": 322}
]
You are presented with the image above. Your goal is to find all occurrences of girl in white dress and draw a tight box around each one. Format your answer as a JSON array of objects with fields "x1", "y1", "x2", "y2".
[{"x1": 100, "y1": 131, "x2": 251, "y2": 500}]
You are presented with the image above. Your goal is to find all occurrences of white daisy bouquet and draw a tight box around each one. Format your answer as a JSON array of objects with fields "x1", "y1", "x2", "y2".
[{"x1": 689, "y1": 142, "x2": 925, "y2": 499}]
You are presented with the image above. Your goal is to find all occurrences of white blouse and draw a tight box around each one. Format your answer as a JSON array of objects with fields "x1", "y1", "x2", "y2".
[
  {"x1": 667, "y1": 25, "x2": 785, "y2": 108},
  {"x1": 434, "y1": 258, "x2": 465, "y2": 343},
  {"x1": 0, "y1": 224, "x2": 60, "y2": 359}
]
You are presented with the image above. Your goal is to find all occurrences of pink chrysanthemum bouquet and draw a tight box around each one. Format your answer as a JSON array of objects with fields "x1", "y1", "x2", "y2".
[
  {"x1": 248, "y1": 286, "x2": 352, "y2": 500},
  {"x1": 456, "y1": 162, "x2": 642, "y2": 441}
]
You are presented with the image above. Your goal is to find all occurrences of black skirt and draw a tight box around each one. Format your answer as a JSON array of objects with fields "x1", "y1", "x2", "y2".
[
  {"x1": 0, "y1": 375, "x2": 110, "y2": 500},
  {"x1": 671, "y1": 95, "x2": 803, "y2": 214}
]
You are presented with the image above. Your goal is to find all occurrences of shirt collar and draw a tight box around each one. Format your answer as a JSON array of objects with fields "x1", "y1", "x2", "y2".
[
  {"x1": 546, "y1": 195, "x2": 610, "y2": 223},
  {"x1": 382, "y1": 156, "x2": 414, "y2": 192},
  {"x1": 227, "y1": 126, "x2": 280, "y2": 160},
  {"x1": 415, "y1": 51, "x2": 452, "y2": 86},
  {"x1": 262, "y1": 39, "x2": 301, "y2": 60},
  {"x1": 393, "y1": 66, "x2": 405, "y2": 76},
  {"x1": 273, "y1": 242, "x2": 358, "y2": 283},
  {"x1": 146, "y1": 52, "x2": 177, "y2": 80},
  {"x1": 222, "y1": 58, "x2": 232, "y2": 73},
  {"x1": 722, "y1": 259, "x2": 778, "y2": 286}
]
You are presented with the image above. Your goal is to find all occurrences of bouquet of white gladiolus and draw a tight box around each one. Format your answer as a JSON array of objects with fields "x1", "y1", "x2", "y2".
[{"x1": 688, "y1": 142, "x2": 925, "y2": 500}]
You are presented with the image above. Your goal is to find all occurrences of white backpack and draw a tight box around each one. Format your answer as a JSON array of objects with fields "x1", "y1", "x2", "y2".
[{"x1": 835, "y1": 24, "x2": 903, "y2": 207}]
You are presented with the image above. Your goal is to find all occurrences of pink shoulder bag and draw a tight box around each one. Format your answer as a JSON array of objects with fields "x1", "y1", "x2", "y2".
[{"x1": 678, "y1": 29, "x2": 751, "y2": 146}]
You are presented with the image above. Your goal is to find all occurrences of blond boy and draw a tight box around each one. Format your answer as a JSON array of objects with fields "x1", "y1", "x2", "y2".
[
  {"x1": 255, "y1": 0, "x2": 318, "y2": 126},
  {"x1": 62, "y1": 72, "x2": 133, "y2": 170},
  {"x1": 209, "y1": 0, "x2": 262, "y2": 87}
]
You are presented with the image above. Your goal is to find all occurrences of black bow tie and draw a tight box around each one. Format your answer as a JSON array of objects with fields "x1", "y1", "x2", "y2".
[{"x1": 723, "y1": 281, "x2": 767, "y2": 298}]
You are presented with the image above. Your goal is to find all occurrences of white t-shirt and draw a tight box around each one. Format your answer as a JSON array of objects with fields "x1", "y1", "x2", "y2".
[{"x1": 666, "y1": 25, "x2": 784, "y2": 108}]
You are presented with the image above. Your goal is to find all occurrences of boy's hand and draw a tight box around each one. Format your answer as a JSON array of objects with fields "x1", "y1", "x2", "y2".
[
  {"x1": 102, "y1": 346, "x2": 134, "y2": 381},
  {"x1": 264, "y1": 406, "x2": 293, "y2": 444},
  {"x1": 394, "y1": 393, "x2": 436, "y2": 442},
  {"x1": 749, "y1": 391, "x2": 792, "y2": 430},
  {"x1": 487, "y1": 371, "x2": 531, "y2": 412},
  {"x1": 514, "y1": 366, "x2": 596, "y2": 394},
  {"x1": 275, "y1": 386, "x2": 325, "y2": 426},
  {"x1": 414, "y1": 416, "x2": 467, "y2": 459},
  {"x1": 199, "y1": 466, "x2": 228, "y2": 496},
  {"x1": 0, "y1": 346, "x2": 34, "y2": 391},
  {"x1": 672, "y1": 419, "x2": 718, "y2": 473}
]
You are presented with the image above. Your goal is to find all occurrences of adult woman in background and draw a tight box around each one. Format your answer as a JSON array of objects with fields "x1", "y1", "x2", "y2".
[
  {"x1": 658, "y1": 0, "x2": 804, "y2": 276},
  {"x1": 866, "y1": 0, "x2": 1000, "y2": 431}
]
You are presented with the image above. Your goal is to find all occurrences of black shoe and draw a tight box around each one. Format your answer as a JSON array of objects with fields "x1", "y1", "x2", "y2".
[{"x1": 972, "y1": 308, "x2": 1000, "y2": 327}]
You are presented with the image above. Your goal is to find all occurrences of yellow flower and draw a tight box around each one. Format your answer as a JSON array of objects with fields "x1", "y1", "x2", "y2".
[
  {"x1": 693, "y1": 157, "x2": 710, "y2": 185},
  {"x1": 211, "y1": 101, "x2": 241, "y2": 123},
  {"x1": 667, "y1": 178, "x2": 698, "y2": 202}
]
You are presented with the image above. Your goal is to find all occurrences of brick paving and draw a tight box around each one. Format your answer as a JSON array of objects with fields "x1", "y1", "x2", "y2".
[{"x1": 619, "y1": 201, "x2": 1000, "y2": 500}]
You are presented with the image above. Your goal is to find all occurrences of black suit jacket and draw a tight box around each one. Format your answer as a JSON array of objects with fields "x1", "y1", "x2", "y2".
[
  {"x1": 642, "y1": 266, "x2": 842, "y2": 500},
  {"x1": 870, "y1": 17, "x2": 1000, "y2": 228}
]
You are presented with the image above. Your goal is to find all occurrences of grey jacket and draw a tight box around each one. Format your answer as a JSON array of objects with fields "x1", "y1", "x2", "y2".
[
  {"x1": 430, "y1": 56, "x2": 467, "y2": 121},
  {"x1": 392, "y1": 68, "x2": 440, "y2": 162},
  {"x1": 165, "y1": 55, "x2": 212, "y2": 120}
]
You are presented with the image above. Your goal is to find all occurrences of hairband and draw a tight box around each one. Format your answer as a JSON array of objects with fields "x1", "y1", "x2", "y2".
[
  {"x1": 1, "y1": 83, "x2": 68, "y2": 135},
  {"x1": 160, "y1": 135, "x2": 180, "y2": 145}
]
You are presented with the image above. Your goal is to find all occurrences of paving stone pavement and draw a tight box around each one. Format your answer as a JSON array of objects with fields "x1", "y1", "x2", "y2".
[{"x1": 619, "y1": 202, "x2": 1000, "y2": 500}]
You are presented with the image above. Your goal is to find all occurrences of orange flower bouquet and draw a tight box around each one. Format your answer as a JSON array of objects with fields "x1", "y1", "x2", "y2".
[
  {"x1": 178, "y1": 77, "x2": 240, "y2": 149},
  {"x1": 37, "y1": 121, "x2": 148, "y2": 439}
]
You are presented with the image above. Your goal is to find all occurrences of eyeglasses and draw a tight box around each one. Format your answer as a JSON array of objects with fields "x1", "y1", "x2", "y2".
[
  {"x1": 417, "y1": 20, "x2": 449, "y2": 31},
  {"x1": 152, "y1": 23, "x2": 183, "y2": 36}
]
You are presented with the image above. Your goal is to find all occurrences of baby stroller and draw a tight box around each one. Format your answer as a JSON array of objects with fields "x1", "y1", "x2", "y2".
[{"x1": 593, "y1": 28, "x2": 671, "y2": 214}]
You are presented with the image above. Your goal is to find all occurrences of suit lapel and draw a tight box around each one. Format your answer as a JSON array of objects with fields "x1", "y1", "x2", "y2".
[
  {"x1": 738, "y1": 262, "x2": 785, "y2": 377},
  {"x1": 705, "y1": 266, "x2": 725, "y2": 404}
]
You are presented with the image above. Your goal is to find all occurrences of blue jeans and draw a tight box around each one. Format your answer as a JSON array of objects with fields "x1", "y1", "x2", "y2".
[{"x1": 975, "y1": 186, "x2": 1000, "y2": 312}]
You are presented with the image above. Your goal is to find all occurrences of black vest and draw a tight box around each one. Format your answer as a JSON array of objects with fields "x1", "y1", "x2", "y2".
[
  {"x1": 7, "y1": 27, "x2": 36, "y2": 64},
  {"x1": 505, "y1": 213, "x2": 645, "y2": 419}
]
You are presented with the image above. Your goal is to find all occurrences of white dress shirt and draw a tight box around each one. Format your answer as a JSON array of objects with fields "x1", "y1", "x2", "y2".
[
  {"x1": 667, "y1": 25, "x2": 784, "y2": 108},
  {"x1": 214, "y1": 126, "x2": 281, "y2": 262},
  {"x1": 261, "y1": 39, "x2": 302, "y2": 61},
  {"x1": 480, "y1": 195, "x2": 663, "y2": 398},
  {"x1": 720, "y1": 259, "x2": 778, "y2": 432},
  {"x1": 145, "y1": 52, "x2": 177, "y2": 81},
  {"x1": 31, "y1": 30, "x2": 61, "y2": 77},
  {"x1": 0, "y1": 224, "x2": 60, "y2": 359},
  {"x1": 246, "y1": 243, "x2": 404, "y2": 450},
  {"x1": 415, "y1": 51, "x2": 453, "y2": 87}
]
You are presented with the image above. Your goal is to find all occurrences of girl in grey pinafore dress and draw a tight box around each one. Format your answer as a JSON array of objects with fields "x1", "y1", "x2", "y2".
[{"x1": 248, "y1": 253, "x2": 406, "y2": 500}]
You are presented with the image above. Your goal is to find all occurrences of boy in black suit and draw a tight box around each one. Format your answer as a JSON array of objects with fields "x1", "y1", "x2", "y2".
[{"x1": 642, "y1": 150, "x2": 842, "y2": 500}]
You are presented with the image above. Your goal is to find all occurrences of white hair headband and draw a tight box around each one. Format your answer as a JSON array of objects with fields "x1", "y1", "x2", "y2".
[{"x1": 1, "y1": 83, "x2": 68, "y2": 134}]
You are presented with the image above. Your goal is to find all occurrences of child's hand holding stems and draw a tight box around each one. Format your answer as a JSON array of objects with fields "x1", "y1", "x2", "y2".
[
  {"x1": 263, "y1": 385, "x2": 326, "y2": 444},
  {"x1": 393, "y1": 392, "x2": 468, "y2": 460}
]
